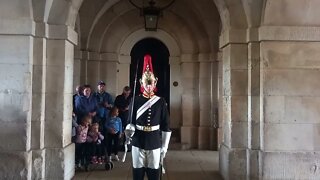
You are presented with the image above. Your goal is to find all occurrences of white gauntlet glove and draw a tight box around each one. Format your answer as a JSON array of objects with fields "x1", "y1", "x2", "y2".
[
  {"x1": 122, "y1": 124, "x2": 135, "y2": 162},
  {"x1": 124, "y1": 124, "x2": 135, "y2": 145},
  {"x1": 161, "y1": 131, "x2": 171, "y2": 159}
]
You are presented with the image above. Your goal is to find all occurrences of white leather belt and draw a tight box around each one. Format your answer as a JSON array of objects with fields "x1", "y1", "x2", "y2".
[{"x1": 136, "y1": 125, "x2": 160, "y2": 132}]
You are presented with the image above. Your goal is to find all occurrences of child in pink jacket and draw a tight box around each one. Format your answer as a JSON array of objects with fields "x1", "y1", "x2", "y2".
[
  {"x1": 87, "y1": 123, "x2": 105, "y2": 164},
  {"x1": 75, "y1": 115, "x2": 91, "y2": 168}
]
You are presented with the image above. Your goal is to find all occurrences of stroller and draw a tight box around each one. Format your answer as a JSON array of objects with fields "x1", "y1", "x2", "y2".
[{"x1": 75, "y1": 142, "x2": 114, "y2": 171}]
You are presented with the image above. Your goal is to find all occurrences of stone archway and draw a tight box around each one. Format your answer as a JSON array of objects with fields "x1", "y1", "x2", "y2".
[
  {"x1": 118, "y1": 29, "x2": 182, "y2": 135},
  {"x1": 11, "y1": 0, "x2": 320, "y2": 179},
  {"x1": 130, "y1": 38, "x2": 171, "y2": 108}
]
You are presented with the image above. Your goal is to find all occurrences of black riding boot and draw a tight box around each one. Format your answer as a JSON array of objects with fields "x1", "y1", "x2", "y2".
[
  {"x1": 133, "y1": 167, "x2": 145, "y2": 180},
  {"x1": 146, "y1": 168, "x2": 160, "y2": 180}
]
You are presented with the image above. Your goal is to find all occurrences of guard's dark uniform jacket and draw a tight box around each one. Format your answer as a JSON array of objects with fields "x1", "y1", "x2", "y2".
[{"x1": 128, "y1": 95, "x2": 170, "y2": 150}]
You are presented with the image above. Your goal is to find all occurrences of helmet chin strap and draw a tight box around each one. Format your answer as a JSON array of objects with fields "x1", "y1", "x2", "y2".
[{"x1": 142, "y1": 91, "x2": 155, "y2": 98}]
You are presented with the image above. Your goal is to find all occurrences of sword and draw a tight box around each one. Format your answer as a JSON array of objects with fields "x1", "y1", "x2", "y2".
[
  {"x1": 161, "y1": 155, "x2": 165, "y2": 173},
  {"x1": 160, "y1": 154, "x2": 166, "y2": 180},
  {"x1": 122, "y1": 59, "x2": 139, "y2": 162}
]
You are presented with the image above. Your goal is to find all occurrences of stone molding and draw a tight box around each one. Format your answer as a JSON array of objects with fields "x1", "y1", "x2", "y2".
[
  {"x1": 0, "y1": 19, "x2": 35, "y2": 36},
  {"x1": 259, "y1": 26, "x2": 320, "y2": 42},
  {"x1": 198, "y1": 53, "x2": 214, "y2": 62},
  {"x1": 48, "y1": 25, "x2": 78, "y2": 45},
  {"x1": 180, "y1": 53, "x2": 198, "y2": 62},
  {"x1": 118, "y1": 55, "x2": 131, "y2": 64},
  {"x1": 79, "y1": 51, "x2": 121, "y2": 62},
  {"x1": 100, "y1": 52, "x2": 118, "y2": 62},
  {"x1": 0, "y1": 20, "x2": 78, "y2": 45},
  {"x1": 180, "y1": 53, "x2": 216, "y2": 63},
  {"x1": 219, "y1": 29, "x2": 247, "y2": 48},
  {"x1": 247, "y1": 28, "x2": 259, "y2": 42},
  {"x1": 74, "y1": 49, "x2": 82, "y2": 59},
  {"x1": 80, "y1": 51, "x2": 99, "y2": 61},
  {"x1": 217, "y1": 52, "x2": 222, "y2": 62},
  {"x1": 35, "y1": 22, "x2": 48, "y2": 38},
  {"x1": 219, "y1": 26, "x2": 320, "y2": 48},
  {"x1": 169, "y1": 56, "x2": 180, "y2": 65},
  {"x1": 119, "y1": 29, "x2": 180, "y2": 56},
  {"x1": 78, "y1": 52, "x2": 217, "y2": 64}
]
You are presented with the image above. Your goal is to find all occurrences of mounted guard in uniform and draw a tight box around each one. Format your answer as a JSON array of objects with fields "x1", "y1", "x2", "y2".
[{"x1": 123, "y1": 54, "x2": 171, "y2": 180}]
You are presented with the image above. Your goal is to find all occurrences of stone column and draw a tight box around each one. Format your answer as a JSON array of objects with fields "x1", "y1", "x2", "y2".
[
  {"x1": 219, "y1": 37, "x2": 249, "y2": 179},
  {"x1": 259, "y1": 26, "x2": 320, "y2": 179},
  {"x1": 44, "y1": 25, "x2": 77, "y2": 179},
  {"x1": 169, "y1": 56, "x2": 182, "y2": 131},
  {"x1": 73, "y1": 49, "x2": 82, "y2": 88},
  {"x1": 0, "y1": 1, "x2": 34, "y2": 178},
  {"x1": 0, "y1": 29, "x2": 34, "y2": 180},
  {"x1": 210, "y1": 53, "x2": 220, "y2": 150},
  {"x1": 198, "y1": 53, "x2": 213, "y2": 150},
  {"x1": 30, "y1": 22, "x2": 47, "y2": 180},
  {"x1": 180, "y1": 54, "x2": 200, "y2": 149},
  {"x1": 248, "y1": 40, "x2": 262, "y2": 179},
  {"x1": 217, "y1": 52, "x2": 224, "y2": 147}
]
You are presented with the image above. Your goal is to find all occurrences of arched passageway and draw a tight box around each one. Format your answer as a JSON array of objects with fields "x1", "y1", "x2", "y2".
[{"x1": 2, "y1": 0, "x2": 320, "y2": 179}]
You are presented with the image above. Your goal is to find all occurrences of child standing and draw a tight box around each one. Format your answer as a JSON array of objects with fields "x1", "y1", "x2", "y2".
[
  {"x1": 105, "y1": 107, "x2": 123, "y2": 162},
  {"x1": 87, "y1": 123, "x2": 105, "y2": 164},
  {"x1": 75, "y1": 115, "x2": 91, "y2": 168}
]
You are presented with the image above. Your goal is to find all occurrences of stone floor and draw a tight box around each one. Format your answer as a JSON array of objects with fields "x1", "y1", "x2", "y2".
[{"x1": 73, "y1": 150, "x2": 222, "y2": 180}]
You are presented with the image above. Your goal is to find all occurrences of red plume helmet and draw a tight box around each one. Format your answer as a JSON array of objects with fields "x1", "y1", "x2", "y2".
[
  {"x1": 140, "y1": 54, "x2": 157, "y2": 93},
  {"x1": 143, "y1": 54, "x2": 154, "y2": 74}
]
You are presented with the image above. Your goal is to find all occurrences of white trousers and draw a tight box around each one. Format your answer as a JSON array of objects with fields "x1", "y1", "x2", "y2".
[{"x1": 132, "y1": 146, "x2": 160, "y2": 169}]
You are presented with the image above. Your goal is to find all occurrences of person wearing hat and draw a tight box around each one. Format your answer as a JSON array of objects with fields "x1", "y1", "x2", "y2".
[
  {"x1": 93, "y1": 80, "x2": 114, "y2": 130},
  {"x1": 74, "y1": 84, "x2": 97, "y2": 124},
  {"x1": 124, "y1": 54, "x2": 171, "y2": 180}
]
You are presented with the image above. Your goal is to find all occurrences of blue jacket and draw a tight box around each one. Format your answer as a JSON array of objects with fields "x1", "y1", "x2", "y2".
[
  {"x1": 75, "y1": 95, "x2": 97, "y2": 122},
  {"x1": 104, "y1": 116, "x2": 122, "y2": 134},
  {"x1": 94, "y1": 91, "x2": 113, "y2": 119}
]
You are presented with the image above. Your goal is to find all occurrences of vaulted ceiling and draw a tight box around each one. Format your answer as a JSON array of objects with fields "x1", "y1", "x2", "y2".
[{"x1": 77, "y1": 0, "x2": 221, "y2": 55}]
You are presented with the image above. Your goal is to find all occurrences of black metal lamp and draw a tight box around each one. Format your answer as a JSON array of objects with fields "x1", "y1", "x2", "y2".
[{"x1": 129, "y1": 0, "x2": 175, "y2": 31}]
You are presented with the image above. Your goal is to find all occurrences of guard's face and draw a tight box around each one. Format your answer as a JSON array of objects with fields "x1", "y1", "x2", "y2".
[{"x1": 141, "y1": 75, "x2": 157, "y2": 94}]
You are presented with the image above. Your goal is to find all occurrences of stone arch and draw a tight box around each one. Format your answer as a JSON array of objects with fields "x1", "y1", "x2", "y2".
[
  {"x1": 46, "y1": 0, "x2": 82, "y2": 27},
  {"x1": 80, "y1": 0, "x2": 220, "y2": 55},
  {"x1": 212, "y1": 0, "x2": 248, "y2": 30},
  {"x1": 44, "y1": 0, "x2": 250, "y2": 36},
  {"x1": 85, "y1": 0, "x2": 127, "y2": 49},
  {"x1": 119, "y1": 29, "x2": 180, "y2": 57},
  {"x1": 117, "y1": 28, "x2": 181, "y2": 93},
  {"x1": 116, "y1": 29, "x2": 182, "y2": 144},
  {"x1": 240, "y1": 0, "x2": 264, "y2": 27},
  {"x1": 88, "y1": 7, "x2": 201, "y2": 54}
]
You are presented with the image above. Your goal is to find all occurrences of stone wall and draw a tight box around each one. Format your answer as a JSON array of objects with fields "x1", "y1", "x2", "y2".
[
  {"x1": 259, "y1": 40, "x2": 320, "y2": 179},
  {"x1": 219, "y1": 26, "x2": 320, "y2": 179}
]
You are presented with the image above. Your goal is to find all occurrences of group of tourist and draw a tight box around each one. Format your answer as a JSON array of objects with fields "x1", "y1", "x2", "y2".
[{"x1": 72, "y1": 81, "x2": 131, "y2": 169}]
